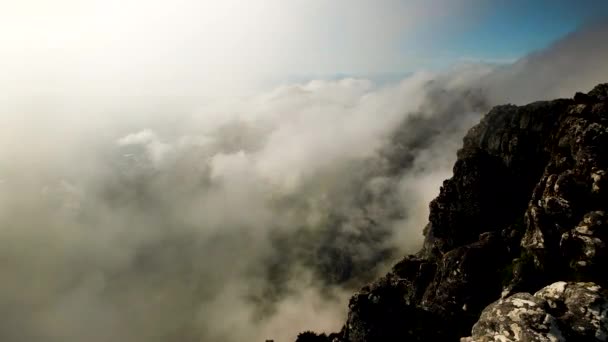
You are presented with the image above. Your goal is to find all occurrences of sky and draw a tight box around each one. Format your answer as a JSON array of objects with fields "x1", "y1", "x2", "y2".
[
  {"x1": 412, "y1": 0, "x2": 608, "y2": 66},
  {"x1": 2, "y1": 0, "x2": 608, "y2": 96}
]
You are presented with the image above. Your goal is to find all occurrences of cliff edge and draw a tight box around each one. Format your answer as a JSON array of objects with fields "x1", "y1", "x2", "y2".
[{"x1": 297, "y1": 83, "x2": 608, "y2": 341}]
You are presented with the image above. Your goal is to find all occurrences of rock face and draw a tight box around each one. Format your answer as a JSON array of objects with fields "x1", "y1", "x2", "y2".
[
  {"x1": 462, "y1": 282, "x2": 608, "y2": 342},
  {"x1": 296, "y1": 84, "x2": 608, "y2": 341}
]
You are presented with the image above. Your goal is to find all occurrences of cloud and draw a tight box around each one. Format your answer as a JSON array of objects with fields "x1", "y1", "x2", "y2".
[
  {"x1": 480, "y1": 20, "x2": 608, "y2": 104},
  {"x1": 0, "y1": 71, "x2": 463, "y2": 342}
]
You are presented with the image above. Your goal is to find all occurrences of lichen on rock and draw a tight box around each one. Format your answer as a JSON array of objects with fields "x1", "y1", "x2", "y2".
[{"x1": 463, "y1": 282, "x2": 608, "y2": 342}]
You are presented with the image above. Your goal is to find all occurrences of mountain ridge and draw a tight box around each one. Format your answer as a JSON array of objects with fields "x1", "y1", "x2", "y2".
[{"x1": 295, "y1": 83, "x2": 608, "y2": 341}]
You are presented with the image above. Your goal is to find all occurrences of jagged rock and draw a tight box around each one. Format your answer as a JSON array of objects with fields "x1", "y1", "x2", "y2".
[
  {"x1": 561, "y1": 211, "x2": 608, "y2": 278},
  {"x1": 295, "y1": 331, "x2": 340, "y2": 342},
  {"x1": 342, "y1": 273, "x2": 443, "y2": 341},
  {"x1": 589, "y1": 84, "x2": 608, "y2": 101},
  {"x1": 462, "y1": 282, "x2": 608, "y2": 342},
  {"x1": 297, "y1": 84, "x2": 608, "y2": 341},
  {"x1": 420, "y1": 232, "x2": 511, "y2": 334}
]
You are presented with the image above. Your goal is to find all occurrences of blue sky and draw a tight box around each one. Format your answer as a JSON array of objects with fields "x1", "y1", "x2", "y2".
[
  {"x1": 279, "y1": 0, "x2": 608, "y2": 82},
  {"x1": 407, "y1": 0, "x2": 608, "y2": 67}
]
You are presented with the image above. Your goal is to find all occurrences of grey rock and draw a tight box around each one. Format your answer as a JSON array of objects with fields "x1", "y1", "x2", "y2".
[{"x1": 463, "y1": 282, "x2": 608, "y2": 342}]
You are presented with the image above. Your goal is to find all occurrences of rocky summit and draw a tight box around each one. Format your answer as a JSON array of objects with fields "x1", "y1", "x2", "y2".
[{"x1": 296, "y1": 83, "x2": 608, "y2": 342}]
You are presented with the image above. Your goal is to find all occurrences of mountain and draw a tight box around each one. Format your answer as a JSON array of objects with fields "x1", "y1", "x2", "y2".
[{"x1": 296, "y1": 83, "x2": 608, "y2": 341}]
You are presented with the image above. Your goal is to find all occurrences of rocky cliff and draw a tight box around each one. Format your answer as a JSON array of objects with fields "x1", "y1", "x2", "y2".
[{"x1": 296, "y1": 83, "x2": 608, "y2": 341}]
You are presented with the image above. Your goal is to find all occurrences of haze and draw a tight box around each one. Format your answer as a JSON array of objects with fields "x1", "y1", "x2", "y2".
[{"x1": 1, "y1": 1, "x2": 608, "y2": 341}]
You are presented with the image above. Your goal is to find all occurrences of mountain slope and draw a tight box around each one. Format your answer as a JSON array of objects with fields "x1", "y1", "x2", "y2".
[{"x1": 297, "y1": 83, "x2": 608, "y2": 341}]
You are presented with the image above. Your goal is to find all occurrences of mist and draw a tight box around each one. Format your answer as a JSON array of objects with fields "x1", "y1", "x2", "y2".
[{"x1": 1, "y1": 2, "x2": 608, "y2": 340}]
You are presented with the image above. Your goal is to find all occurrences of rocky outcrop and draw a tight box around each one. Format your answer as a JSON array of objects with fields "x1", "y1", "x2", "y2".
[
  {"x1": 462, "y1": 282, "x2": 608, "y2": 342},
  {"x1": 297, "y1": 83, "x2": 608, "y2": 341}
]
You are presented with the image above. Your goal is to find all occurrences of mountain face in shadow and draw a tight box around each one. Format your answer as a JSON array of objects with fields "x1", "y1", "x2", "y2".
[{"x1": 296, "y1": 84, "x2": 608, "y2": 341}]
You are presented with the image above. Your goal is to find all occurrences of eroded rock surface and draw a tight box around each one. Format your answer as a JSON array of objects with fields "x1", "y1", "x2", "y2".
[{"x1": 462, "y1": 282, "x2": 608, "y2": 342}]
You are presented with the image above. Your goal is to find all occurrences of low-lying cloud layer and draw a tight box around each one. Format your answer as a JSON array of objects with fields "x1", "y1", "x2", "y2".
[{"x1": 0, "y1": 18, "x2": 607, "y2": 342}]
